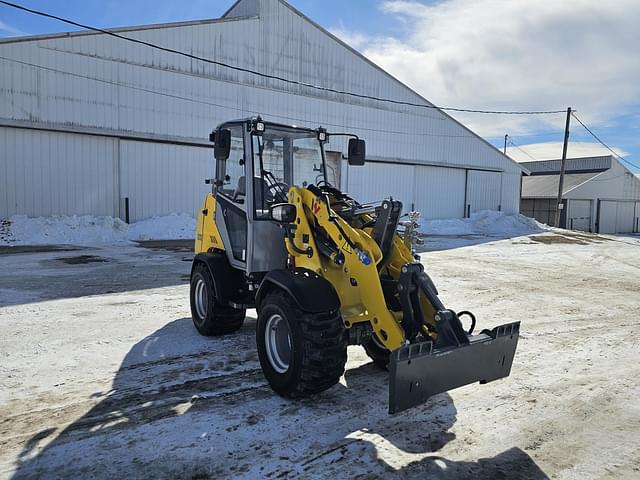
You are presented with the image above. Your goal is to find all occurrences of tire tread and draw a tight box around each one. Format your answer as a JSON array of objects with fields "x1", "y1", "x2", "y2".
[
  {"x1": 260, "y1": 291, "x2": 347, "y2": 397},
  {"x1": 190, "y1": 263, "x2": 245, "y2": 336}
]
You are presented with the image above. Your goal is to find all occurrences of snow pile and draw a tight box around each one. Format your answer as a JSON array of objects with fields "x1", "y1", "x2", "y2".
[
  {"x1": 5, "y1": 215, "x2": 129, "y2": 245},
  {"x1": 420, "y1": 210, "x2": 549, "y2": 236},
  {"x1": 0, "y1": 214, "x2": 196, "y2": 246},
  {"x1": 126, "y1": 214, "x2": 196, "y2": 241},
  {"x1": 1, "y1": 210, "x2": 545, "y2": 246}
]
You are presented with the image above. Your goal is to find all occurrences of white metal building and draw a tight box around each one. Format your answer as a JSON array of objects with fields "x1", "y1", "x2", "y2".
[
  {"x1": 520, "y1": 155, "x2": 640, "y2": 233},
  {"x1": 0, "y1": 0, "x2": 525, "y2": 223}
]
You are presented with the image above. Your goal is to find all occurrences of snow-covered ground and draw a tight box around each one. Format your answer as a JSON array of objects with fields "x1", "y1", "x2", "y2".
[
  {"x1": 0, "y1": 214, "x2": 196, "y2": 246},
  {"x1": 1, "y1": 230, "x2": 639, "y2": 479}
]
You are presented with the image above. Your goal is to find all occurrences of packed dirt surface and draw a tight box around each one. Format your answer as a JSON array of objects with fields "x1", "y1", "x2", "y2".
[{"x1": 1, "y1": 232, "x2": 639, "y2": 479}]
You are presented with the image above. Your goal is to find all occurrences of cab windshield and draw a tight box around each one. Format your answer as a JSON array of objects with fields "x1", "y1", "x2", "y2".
[{"x1": 252, "y1": 127, "x2": 329, "y2": 219}]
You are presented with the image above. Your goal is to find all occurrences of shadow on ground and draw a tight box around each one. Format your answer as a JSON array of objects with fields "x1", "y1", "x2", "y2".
[{"x1": 10, "y1": 318, "x2": 549, "y2": 479}]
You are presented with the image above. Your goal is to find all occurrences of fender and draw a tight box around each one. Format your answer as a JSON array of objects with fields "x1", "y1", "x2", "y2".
[
  {"x1": 192, "y1": 252, "x2": 245, "y2": 304},
  {"x1": 256, "y1": 267, "x2": 340, "y2": 313}
]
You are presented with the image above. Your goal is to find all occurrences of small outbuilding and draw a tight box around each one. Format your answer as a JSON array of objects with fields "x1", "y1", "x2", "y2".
[{"x1": 520, "y1": 155, "x2": 640, "y2": 233}]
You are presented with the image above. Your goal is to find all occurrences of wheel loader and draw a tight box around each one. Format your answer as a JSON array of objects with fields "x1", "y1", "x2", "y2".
[{"x1": 190, "y1": 117, "x2": 520, "y2": 413}]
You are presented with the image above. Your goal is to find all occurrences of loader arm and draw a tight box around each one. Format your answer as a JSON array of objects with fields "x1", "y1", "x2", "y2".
[
  {"x1": 283, "y1": 185, "x2": 444, "y2": 351},
  {"x1": 284, "y1": 186, "x2": 406, "y2": 350},
  {"x1": 282, "y1": 184, "x2": 520, "y2": 413}
]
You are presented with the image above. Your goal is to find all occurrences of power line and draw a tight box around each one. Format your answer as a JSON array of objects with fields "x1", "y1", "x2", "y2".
[
  {"x1": 571, "y1": 112, "x2": 640, "y2": 170},
  {"x1": 0, "y1": 55, "x2": 475, "y2": 139},
  {"x1": 506, "y1": 137, "x2": 538, "y2": 161},
  {"x1": 503, "y1": 129, "x2": 564, "y2": 139},
  {"x1": 0, "y1": 0, "x2": 567, "y2": 116}
]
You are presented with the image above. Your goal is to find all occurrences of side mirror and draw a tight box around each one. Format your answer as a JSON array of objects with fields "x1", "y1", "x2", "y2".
[
  {"x1": 348, "y1": 138, "x2": 366, "y2": 166},
  {"x1": 214, "y1": 129, "x2": 231, "y2": 161},
  {"x1": 269, "y1": 203, "x2": 297, "y2": 224}
]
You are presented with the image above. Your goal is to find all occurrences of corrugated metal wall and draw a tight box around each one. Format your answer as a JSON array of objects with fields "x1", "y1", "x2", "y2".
[
  {"x1": 566, "y1": 159, "x2": 640, "y2": 201},
  {"x1": 0, "y1": 0, "x2": 523, "y2": 221},
  {"x1": 613, "y1": 201, "x2": 634, "y2": 233},
  {"x1": 347, "y1": 162, "x2": 415, "y2": 212},
  {"x1": 0, "y1": 126, "x2": 213, "y2": 220},
  {"x1": 0, "y1": 127, "x2": 118, "y2": 218},
  {"x1": 598, "y1": 200, "x2": 638, "y2": 234},
  {"x1": 414, "y1": 166, "x2": 466, "y2": 219},
  {"x1": 466, "y1": 170, "x2": 502, "y2": 214},
  {"x1": 520, "y1": 156, "x2": 612, "y2": 174},
  {"x1": 119, "y1": 141, "x2": 212, "y2": 221},
  {"x1": 347, "y1": 162, "x2": 513, "y2": 220},
  {"x1": 500, "y1": 172, "x2": 522, "y2": 215},
  {"x1": 563, "y1": 158, "x2": 640, "y2": 232}
]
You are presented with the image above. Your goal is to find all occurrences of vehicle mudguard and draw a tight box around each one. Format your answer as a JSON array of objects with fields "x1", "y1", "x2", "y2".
[
  {"x1": 192, "y1": 252, "x2": 244, "y2": 304},
  {"x1": 256, "y1": 267, "x2": 340, "y2": 313}
]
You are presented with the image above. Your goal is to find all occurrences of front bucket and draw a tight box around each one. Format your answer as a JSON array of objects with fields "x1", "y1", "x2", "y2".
[{"x1": 388, "y1": 322, "x2": 520, "y2": 414}]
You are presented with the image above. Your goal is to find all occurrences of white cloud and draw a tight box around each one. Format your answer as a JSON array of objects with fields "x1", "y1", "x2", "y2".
[
  {"x1": 0, "y1": 20, "x2": 27, "y2": 37},
  {"x1": 505, "y1": 141, "x2": 629, "y2": 162},
  {"x1": 329, "y1": 28, "x2": 371, "y2": 51},
  {"x1": 351, "y1": 0, "x2": 640, "y2": 138}
]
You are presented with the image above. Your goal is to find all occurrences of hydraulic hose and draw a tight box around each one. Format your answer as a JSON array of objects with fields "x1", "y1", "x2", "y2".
[{"x1": 457, "y1": 310, "x2": 476, "y2": 334}]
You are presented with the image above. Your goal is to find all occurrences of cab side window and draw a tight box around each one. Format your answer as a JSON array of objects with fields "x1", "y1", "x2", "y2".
[{"x1": 218, "y1": 126, "x2": 245, "y2": 204}]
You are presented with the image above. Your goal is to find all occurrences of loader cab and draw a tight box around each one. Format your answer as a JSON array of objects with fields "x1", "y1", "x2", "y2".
[{"x1": 211, "y1": 118, "x2": 337, "y2": 274}]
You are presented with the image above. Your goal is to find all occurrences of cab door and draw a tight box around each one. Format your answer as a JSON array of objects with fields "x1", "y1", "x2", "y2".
[{"x1": 214, "y1": 125, "x2": 248, "y2": 269}]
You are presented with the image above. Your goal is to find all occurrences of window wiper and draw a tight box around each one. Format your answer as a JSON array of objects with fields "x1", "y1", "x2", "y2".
[
  {"x1": 255, "y1": 135, "x2": 287, "y2": 203},
  {"x1": 262, "y1": 169, "x2": 288, "y2": 203}
]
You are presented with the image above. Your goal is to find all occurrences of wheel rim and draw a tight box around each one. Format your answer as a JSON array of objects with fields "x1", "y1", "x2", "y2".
[
  {"x1": 265, "y1": 313, "x2": 292, "y2": 373},
  {"x1": 194, "y1": 278, "x2": 208, "y2": 320}
]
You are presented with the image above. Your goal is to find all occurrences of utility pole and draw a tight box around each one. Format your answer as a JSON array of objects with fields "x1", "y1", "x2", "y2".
[
  {"x1": 554, "y1": 107, "x2": 572, "y2": 228},
  {"x1": 504, "y1": 134, "x2": 508, "y2": 155}
]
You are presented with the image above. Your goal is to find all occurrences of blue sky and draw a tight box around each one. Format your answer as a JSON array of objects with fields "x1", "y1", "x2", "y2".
[{"x1": 1, "y1": 0, "x2": 638, "y2": 172}]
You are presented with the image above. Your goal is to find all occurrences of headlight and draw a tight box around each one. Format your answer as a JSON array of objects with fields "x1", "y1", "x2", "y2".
[{"x1": 269, "y1": 203, "x2": 297, "y2": 223}]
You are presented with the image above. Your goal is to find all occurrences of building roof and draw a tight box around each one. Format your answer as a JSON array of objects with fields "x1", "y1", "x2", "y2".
[
  {"x1": 522, "y1": 171, "x2": 604, "y2": 197},
  {"x1": 0, "y1": 16, "x2": 252, "y2": 45},
  {"x1": 520, "y1": 155, "x2": 612, "y2": 176}
]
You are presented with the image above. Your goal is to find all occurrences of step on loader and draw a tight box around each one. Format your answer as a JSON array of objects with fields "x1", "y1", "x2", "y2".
[{"x1": 190, "y1": 117, "x2": 519, "y2": 413}]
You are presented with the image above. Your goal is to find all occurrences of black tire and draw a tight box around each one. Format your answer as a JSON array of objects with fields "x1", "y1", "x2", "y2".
[
  {"x1": 190, "y1": 263, "x2": 245, "y2": 336},
  {"x1": 256, "y1": 290, "x2": 347, "y2": 397},
  {"x1": 363, "y1": 333, "x2": 391, "y2": 370}
]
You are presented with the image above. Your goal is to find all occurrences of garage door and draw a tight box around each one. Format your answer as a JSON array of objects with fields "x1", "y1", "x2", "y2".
[
  {"x1": 466, "y1": 170, "x2": 502, "y2": 215},
  {"x1": 567, "y1": 199, "x2": 592, "y2": 232},
  {"x1": 598, "y1": 201, "x2": 617, "y2": 233},
  {"x1": 414, "y1": 166, "x2": 465, "y2": 219},
  {"x1": 598, "y1": 200, "x2": 637, "y2": 234},
  {"x1": 0, "y1": 127, "x2": 118, "y2": 218},
  {"x1": 617, "y1": 202, "x2": 635, "y2": 233},
  {"x1": 346, "y1": 162, "x2": 415, "y2": 212},
  {"x1": 119, "y1": 140, "x2": 212, "y2": 222},
  {"x1": 636, "y1": 202, "x2": 640, "y2": 233}
]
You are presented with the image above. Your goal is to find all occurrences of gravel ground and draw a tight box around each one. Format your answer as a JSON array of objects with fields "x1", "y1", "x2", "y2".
[{"x1": 1, "y1": 231, "x2": 639, "y2": 479}]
